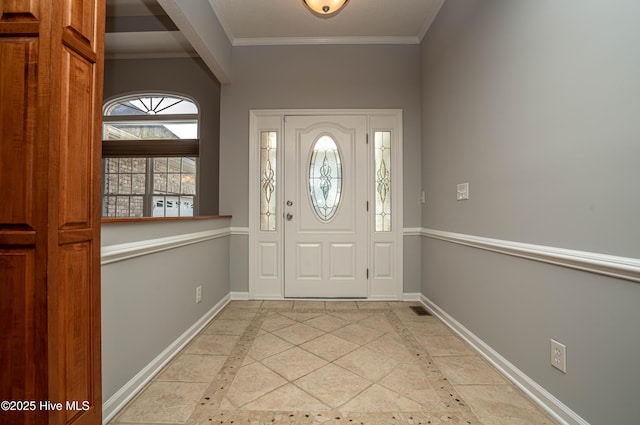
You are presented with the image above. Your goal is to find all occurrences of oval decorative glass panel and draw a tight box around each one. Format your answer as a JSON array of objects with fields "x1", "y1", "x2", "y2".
[{"x1": 309, "y1": 135, "x2": 342, "y2": 221}]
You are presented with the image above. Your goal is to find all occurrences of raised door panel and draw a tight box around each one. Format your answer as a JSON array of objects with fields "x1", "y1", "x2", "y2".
[
  {"x1": 63, "y1": 0, "x2": 95, "y2": 45},
  {"x1": 58, "y1": 46, "x2": 94, "y2": 230},
  {"x1": 0, "y1": 39, "x2": 37, "y2": 227},
  {"x1": 258, "y1": 242, "x2": 278, "y2": 279},
  {"x1": 329, "y1": 243, "x2": 356, "y2": 279},
  {"x1": 0, "y1": 250, "x2": 38, "y2": 425},
  {"x1": 296, "y1": 243, "x2": 322, "y2": 279},
  {"x1": 58, "y1": 242, "x2": 99, "y2": 424},
  {"x1": 373, "y1": 243, "x2": 393, "y2": 279},
  {"x1": 56, "y1": 1, "x2": 104, "y2": 421},
  {"x1": 0, "y1": 6, "x2": 43, "y2": 425},
  {"x1": 1, "y1": 0, "x2": 39, "y2": 18}
]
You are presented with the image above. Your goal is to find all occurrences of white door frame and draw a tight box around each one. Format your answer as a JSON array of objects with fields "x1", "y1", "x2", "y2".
[{"x1": 248, "y1": 109, "x2": 403, "y2": 300}]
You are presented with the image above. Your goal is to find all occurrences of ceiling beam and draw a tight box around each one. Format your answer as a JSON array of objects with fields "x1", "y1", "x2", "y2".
[{"x1": 157, "y1": 0, "x2": 232, "y2": 83}]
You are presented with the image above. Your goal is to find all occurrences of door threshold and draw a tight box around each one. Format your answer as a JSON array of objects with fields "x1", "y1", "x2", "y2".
[{"x1": 284, "y1": 297, "x2": 367, "y2": 301}]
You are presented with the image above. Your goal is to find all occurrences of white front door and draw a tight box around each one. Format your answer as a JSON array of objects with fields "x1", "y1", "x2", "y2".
[{"x1": 284, "y1": 115, "x2": 368, "y2": 298}]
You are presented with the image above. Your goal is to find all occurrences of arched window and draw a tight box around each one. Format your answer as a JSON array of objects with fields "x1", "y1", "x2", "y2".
[{"x1": 102, "y1": 94, "x2": 199, "y2": 217}]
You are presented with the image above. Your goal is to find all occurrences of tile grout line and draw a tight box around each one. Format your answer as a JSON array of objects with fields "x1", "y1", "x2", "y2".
[
  {"x1": 256, "y1": 314, "x2": 346, "y2": 410},
  {"x1": 186, "y1": 305, "x2": 484, "y2": 424},
  {"x1": 191, "y1": 308, "x2": 270, "y2": 415},
  {"x1": 384, "y1": 309, "x2": 481, "y2": 424},
  {"x1": 110, "y1": 302, "x2": 558, "y2": 424}
]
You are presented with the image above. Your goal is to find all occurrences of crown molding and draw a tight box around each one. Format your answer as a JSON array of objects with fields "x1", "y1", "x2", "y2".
[
  {"x1": 232, "y1": 35, "x2": 420, "y2": 47},
  {"x1": 418, "y1": 0, "x2": 446, "y2": 42}
]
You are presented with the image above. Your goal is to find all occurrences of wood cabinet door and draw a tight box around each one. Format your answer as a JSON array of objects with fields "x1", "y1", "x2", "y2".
[{"x1": 0, "y1": 1, "x2": 105, "y2": 424}]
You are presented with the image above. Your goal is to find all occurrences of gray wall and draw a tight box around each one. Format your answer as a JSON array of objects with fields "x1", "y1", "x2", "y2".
[
  {"x1": 403, "y1": 235, "x2": 422, "y2": 294},
  {"x1": 420, "y1": 1, "x2": 640, "y2": 424},
  {"x1": 220, "y1": 44, "x2": 422, "y2": 227},
  {"x1": 102, "y1": 58, "x2": 228, "y2": 409},
  {"x1": 104, "y1": 57, "x2": 221, "y2": 215},
  {"x1": 219, "y1": 44, "x2": 423, "y2": 293},
  {"x1": 101, "y1": 218, "x2": 231, "y2": 402}
]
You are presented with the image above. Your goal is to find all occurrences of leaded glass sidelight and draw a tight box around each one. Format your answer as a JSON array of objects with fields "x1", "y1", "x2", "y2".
[
  {"x1": 375, "y1": 131, "x2": 392, "y2": 231},
  {"x1": 260, "y1": 131, "x2": 277, "y2": 231},
  {"x1": 309, "y1": 136, "x2": 342, "y2": 222}
]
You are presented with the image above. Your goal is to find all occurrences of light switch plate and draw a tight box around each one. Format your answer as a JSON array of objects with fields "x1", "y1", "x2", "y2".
[{"x1": 457, "y1": 183, "x2": 469, "y2": 200}]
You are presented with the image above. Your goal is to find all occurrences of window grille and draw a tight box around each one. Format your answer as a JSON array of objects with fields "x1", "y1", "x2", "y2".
[{"x1": 102, "y1": 94, "x2": 199, "y2": 218}]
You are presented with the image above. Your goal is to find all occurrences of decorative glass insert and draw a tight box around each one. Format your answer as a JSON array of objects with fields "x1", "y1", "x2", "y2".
[
  {"x1": 375, "y1": 131, "x2": 392, "y2": 231},
  {"x1": 260, "y1": 132, "x2": 277, "y2": 231},
  {"x1": 309, "y1": 135, "x2": 342, "y2": 222}
]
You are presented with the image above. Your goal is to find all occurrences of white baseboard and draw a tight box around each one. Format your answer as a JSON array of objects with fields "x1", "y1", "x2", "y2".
[
  {"x1": 402, "y1": 292, "x2": 421, "y2": 301},
  {"x1": 102, "y1": 294, "x2": 231, "y2": 424},
  {"x1": 231, "y1": 292, "x2": 421, "y2": 302},
  {"x1": 230, "y1": 291, "x2": 250, "y2": 300},
  {"x1": 420, "y1": 295, "x2": 589, "y2": 425}
]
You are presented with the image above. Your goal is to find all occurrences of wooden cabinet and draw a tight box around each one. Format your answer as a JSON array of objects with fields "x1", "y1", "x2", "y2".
[{"x1": 1, "y1": 1, "x2": 105, "y2": 424}]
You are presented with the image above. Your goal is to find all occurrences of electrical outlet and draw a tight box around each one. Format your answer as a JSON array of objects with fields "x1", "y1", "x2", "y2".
[
  {"x1": 457, "y1": 182, "x2": 469, "y2": 200},
  {"x1": 550, "y1": 339, "x2": 567, "y2": 373},
  {"x1": 196, "y1": 286, "x2": 202, "y2": 304}
]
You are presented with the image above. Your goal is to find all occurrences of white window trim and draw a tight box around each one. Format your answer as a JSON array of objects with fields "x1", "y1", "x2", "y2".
[{"x1": 102, "y1": 93, "x2": 201, "y2": 218}]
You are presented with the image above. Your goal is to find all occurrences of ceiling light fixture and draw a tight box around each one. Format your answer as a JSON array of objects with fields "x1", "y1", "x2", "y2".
[{"x1": 303, "y1": 0, "x2": 349, "y2": 17}]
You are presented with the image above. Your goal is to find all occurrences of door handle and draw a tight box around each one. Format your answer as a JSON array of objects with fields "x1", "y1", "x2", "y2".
[
  {"x1": 286, "y1": 200, "x2": 293, "y2": 206},
  {"x1": 286, "y1": 213, "x2": 293, "y2": 220}
]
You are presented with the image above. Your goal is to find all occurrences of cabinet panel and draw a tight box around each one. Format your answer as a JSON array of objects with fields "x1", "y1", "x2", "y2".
[
  {"x1": 59, "y1": 242, "x2": 96, "y2": 422},
  {"x1": 0, "y1": 250, "x2": 37, "y2": 425},
  {"x1": 0, "y1": 39, "x2": 37, "y2": 227},
  {"x1": 1, "y1": 0, "x2": 39, "y2": 19},
  {"x1": 58, "y1": 46, "x2": 94, "y2": 230},
  {"x1": 63, "y1": 0, "x2": 95, "y2": 45},
  {"x1": 1, "y1": 1, "x2": 104, "y2": 424}
]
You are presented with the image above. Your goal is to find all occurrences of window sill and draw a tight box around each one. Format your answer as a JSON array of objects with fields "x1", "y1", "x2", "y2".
[{"x1": 101, "y1": 215, "x2": 231, "y2": 224}]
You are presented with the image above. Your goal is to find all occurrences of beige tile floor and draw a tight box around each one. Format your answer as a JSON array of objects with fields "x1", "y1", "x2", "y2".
[{"x1": 109, "y1": 301, "x2": 558, "y2": 425}]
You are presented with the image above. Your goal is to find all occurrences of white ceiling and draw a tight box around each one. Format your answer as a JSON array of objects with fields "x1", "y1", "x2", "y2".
[
  {"x1": 105, "y1": 0, "x2": 445, "y2": 60},
  {"x1": 209, "y1": 0, "x2": 445, "y2": 45}
]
